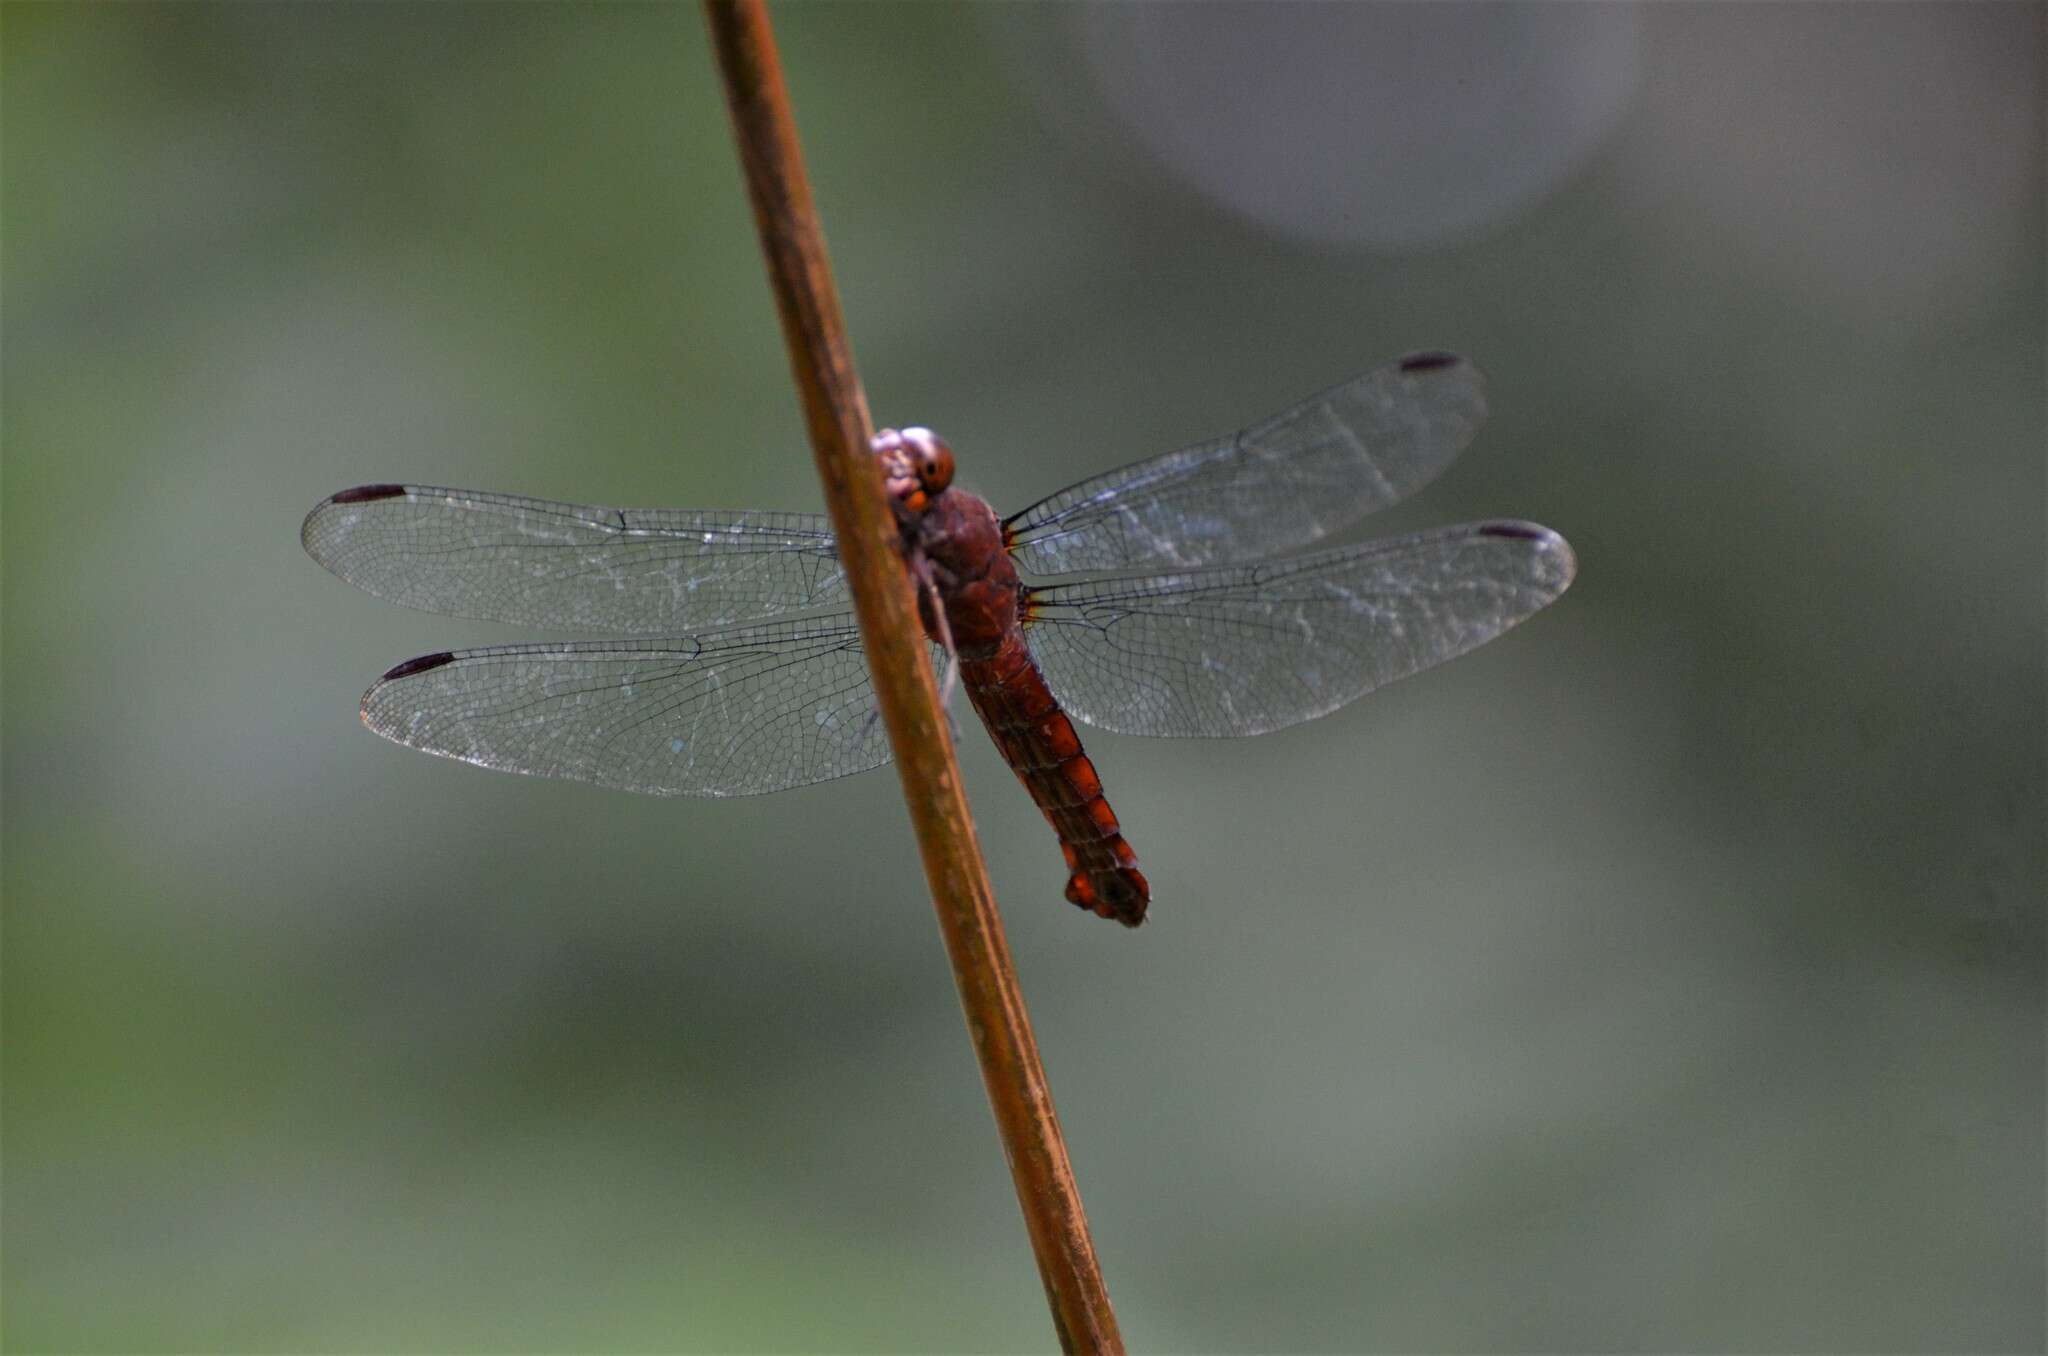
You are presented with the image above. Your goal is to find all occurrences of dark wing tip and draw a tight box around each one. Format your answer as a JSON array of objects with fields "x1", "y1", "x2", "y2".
[
  {"x1": 379, "y1": 651, "x2": 458, "y2": 681},
  {"x1": 1398, "y1": 350, "x2": 1464, "y2": 373},
  {"x1": 329, "y1": 483, "x2": 410, "y2": 505},
  {"x1": 1480, "y1": 520, "x2": 1577, "y2": 589},
  {"x1": 304, "y1": 484, "x2": 411, "y2": 558}
]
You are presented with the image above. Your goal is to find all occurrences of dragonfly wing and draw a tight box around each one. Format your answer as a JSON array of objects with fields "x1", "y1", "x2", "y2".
[
  {"x1": 303, "y1": 484, "x2": 843, "y2": 633},
  {"x1": 360, "y1": 613, "x2": 898, "y2": 796},
  {"x1": 1004, "y1": 353, "x2": 1488, "y2": 576},
  {"x1": 1026, "y1": 522, "x2": 1574, "y2": 737}
]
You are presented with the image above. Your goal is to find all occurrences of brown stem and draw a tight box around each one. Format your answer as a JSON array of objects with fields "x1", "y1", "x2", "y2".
[{"x1": 699, "y1": 4, "x2": 1124, "y2": 1352}]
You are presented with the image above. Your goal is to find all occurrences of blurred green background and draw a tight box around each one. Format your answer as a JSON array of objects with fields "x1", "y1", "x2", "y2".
[{"x1": 4, "y1": 3, "x2": 2040, "y2": 1351}]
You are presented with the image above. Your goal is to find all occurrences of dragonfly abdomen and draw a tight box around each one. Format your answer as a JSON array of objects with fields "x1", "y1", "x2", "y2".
[{"x1": 961, "y1": 631, "x2": 1150, "y2": 927}]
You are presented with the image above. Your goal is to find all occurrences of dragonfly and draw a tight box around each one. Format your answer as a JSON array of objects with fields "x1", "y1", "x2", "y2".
[{"x1": 302, "y1": 352, "x2": 1575, "y2": 927}]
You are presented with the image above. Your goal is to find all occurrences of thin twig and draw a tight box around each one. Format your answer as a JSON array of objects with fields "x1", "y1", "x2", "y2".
[{"x1": 699, "y1": 4, "x2": 1124, "y2": 1352}]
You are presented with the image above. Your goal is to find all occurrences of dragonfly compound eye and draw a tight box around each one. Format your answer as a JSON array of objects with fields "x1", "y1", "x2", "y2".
[{"x1": 900, "y1": 427, "x2": 955, "y2": 495}]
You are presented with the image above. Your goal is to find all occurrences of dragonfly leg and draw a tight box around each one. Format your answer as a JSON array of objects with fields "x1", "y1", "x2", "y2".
[
  {"x1": 913, "y1": 553, "x2": 962, "y2": 712},
  {"x1": 851, "y1": 555, "x2": 963, "y2": 750}
]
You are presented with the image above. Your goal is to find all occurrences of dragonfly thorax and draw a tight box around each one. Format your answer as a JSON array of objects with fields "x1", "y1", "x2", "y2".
[{"x1": 908, "y1": 484, "x2": 1021, "y2": 658}]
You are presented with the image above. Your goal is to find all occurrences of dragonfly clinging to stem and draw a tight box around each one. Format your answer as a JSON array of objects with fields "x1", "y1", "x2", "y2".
[{"x1": 302, "y1": 352, "x2": 1576, "y2": 926}]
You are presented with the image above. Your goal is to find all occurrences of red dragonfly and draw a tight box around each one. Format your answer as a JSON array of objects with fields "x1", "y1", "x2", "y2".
[{"x1": 302, "y1": 353, "x2": 1574, "y2": 926}]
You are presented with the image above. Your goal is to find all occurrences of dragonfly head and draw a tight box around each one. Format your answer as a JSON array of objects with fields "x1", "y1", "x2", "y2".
[{"x1": 875, "y1": 426, "x2": 955, "y2": 516}]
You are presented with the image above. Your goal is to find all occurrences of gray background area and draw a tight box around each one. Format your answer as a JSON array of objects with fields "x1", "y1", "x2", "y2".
[{"x1": 4, "y1": 3, "x2": 2041, "y2": 1351}]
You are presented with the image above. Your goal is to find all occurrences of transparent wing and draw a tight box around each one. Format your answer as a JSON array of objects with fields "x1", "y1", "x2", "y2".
[
  {"x1": 360, "y1": 613, "x2": 897, "y2": 796},
  {"x1": 1025, "y1": 522, "x2": 1575, "y2": 737},
  {"x1": 303, "y1": 484, "x2": 842, "y2": 633},
  {"x1": 1004, "y1": 353, "x2": 1488, "y2": 576}
]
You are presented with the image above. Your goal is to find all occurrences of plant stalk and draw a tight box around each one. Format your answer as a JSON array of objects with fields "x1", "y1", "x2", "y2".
[{"x1": 700, "y1": 4, "x2": 1124, "y2": 1351}]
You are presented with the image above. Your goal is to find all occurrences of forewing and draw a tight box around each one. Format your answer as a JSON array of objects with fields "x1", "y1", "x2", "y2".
[
  {"x1": 1026, "y1": 522, "x2": 1575, "y2": 737},
  {"x1": 360, "y1": 614, "x2": 894, "y2": 796},
  {"x1": 303, "y1": 484, "x2": 842, "y2": 633},
  {"x1": 1004, "y1": 353, "x2": 1487, "y2": 576}
]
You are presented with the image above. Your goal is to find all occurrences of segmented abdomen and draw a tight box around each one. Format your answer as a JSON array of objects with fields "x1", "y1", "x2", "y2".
[{"x1": 960, "y1": 630, "x2": 1150, "y2": 927}]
